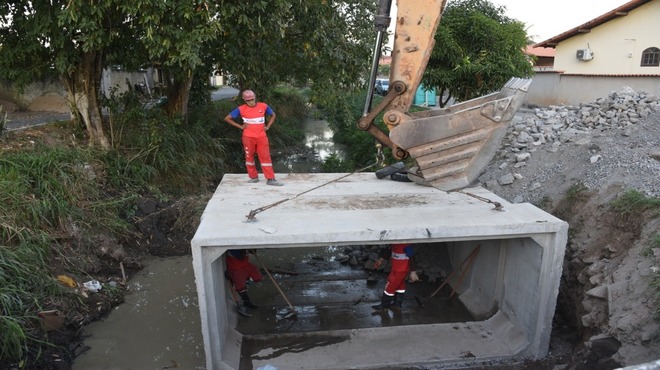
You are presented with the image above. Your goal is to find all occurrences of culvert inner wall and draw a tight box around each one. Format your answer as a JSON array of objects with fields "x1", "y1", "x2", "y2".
[{"x1": 191, "y1": 173, "x2": 568, "y2": 370}]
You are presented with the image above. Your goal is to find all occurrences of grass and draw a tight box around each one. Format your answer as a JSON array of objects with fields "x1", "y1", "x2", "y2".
[
  {"x1": 649, "y1": 234, "x2": 660, "y2": 319},
  {"x1": 0, "y1": 86, "x2": 311, "y2": 367},
  {"x1": 317, "y1": 91, "x2": 426, "y2": 172},
  {"x1": 553, "y1": 182, "x2": 590, "y2": 223},
  {"x1": 0, "y1": 238, "x2": 64, "y2": 362},
  {"x1": 610, "y1": 189, "x2": 660, "y2": 217},
  {"x1": 565, "y1": 182, "x2": 589, "y2": 204},
  {"x1": 611, "y1": 191, "x2": 660, "y2": 319}
]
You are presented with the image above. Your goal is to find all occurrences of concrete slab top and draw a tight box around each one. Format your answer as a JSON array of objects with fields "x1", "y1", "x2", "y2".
[{"x1": 192, "y1": 173, "x2": 565, "y2": 248}]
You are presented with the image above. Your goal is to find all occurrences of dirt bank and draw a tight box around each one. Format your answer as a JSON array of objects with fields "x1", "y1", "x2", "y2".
[
  {"x1": 2, "y1": 91, "x2": 658, "y2": 369},
  {"x1": 477, "y1": 91, "x2": 660, "y2": 369}
]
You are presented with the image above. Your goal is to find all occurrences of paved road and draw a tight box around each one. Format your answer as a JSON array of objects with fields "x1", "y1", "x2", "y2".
[
  {"x1": 4, "y1": 112, "x2": 71, "y2": 132},
  {"x1": 3, "y1": 86, "x2": 239, "y2": 132},
  {"x1": 211, "y1": 86, "x2": 239, "y2": 101}
]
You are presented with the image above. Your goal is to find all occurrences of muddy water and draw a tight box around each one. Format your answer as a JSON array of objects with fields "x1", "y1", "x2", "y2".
[
  {"x1": 274, "y1": 117, "x2": 346, "y2": 173},
  {"x1": 70, "y1": 248, "x2": 356, "y2": 370},
  {"x1": 72, "y1": 256, "x2": 206, "y2": 370},
  {"x1": 72, "y1": 118, "x2": 342, "y2": 369}
]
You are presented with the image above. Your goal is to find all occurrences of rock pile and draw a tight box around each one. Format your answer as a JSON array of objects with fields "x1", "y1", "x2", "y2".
[
  {"x1": 511, "y1": 86, "x2": 657, "y2": 147},
  {"x1": 477, "y1": 87, "x2": 660, "y2": 368},
  {"x1": 479, "y1": 86, "x2": 660, "y2": 203},
  {"x1": 335, "y1": 244, "x2": 445, "y2": 283}
]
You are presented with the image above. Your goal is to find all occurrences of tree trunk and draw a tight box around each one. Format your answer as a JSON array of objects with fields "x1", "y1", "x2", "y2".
[
  {"x1": 164, "y1": 69, "x2": 193, "y2": 119},
  {"x1": 439, "y1": 87, "x2": 452, "y2": 108},
  {"x1": 62, "y1": 51, "x2": 110, "y2": 149}
]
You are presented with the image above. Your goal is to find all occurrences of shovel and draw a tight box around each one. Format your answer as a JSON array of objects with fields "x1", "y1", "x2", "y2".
[{"x1": 253, "y1": 253, "x2": 298, "y2": 320}]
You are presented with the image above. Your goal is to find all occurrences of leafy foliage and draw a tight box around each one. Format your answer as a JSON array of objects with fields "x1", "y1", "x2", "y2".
[
  {"x1": 319, "y1": 91, "x2": 424, "y2": 172},
  {"x1": 0, "y1": 90, "x2": 256, "y2": 365},
  {"x1": 0, "y1": 239, "x2": 62, "y2": 364},
  {"x1": 213, "y1": 0, "x2": 375, "y2": 106},
  {"x1": 424, "y1": 0, "x2": 533, "y2": 105},
  {"x1": 102, "y1": 92, "x2": 227, "y2": 195}
]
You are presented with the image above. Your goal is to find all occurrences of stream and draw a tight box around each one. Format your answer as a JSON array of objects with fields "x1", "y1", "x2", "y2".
[{"x1": 72, "y1": 117, "x2": 343, "y2": 370}]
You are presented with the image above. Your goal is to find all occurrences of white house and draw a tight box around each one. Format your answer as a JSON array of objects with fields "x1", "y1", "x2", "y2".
[{"x1": 527, "y1": 0, "x2": 659, "y2": 106}]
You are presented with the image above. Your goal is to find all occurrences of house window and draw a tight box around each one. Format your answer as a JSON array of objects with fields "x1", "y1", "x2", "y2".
[{"x1": 641, "y1": 47, "x2": 660, "y2": 67}]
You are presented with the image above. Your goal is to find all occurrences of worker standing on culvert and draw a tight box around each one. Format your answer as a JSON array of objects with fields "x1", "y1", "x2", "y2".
[
  {"x1": 226, "y1": 249, "x2": 263, "y2": 311},
  {"x1": 223, "y1": 90, "x2": 283, "y2": 186},
  {"x1": 372, "y1": 243, "x2": 419, "y2": 311}
]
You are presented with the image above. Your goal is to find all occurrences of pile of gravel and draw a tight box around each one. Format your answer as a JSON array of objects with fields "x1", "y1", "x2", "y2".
[{"x1": 478, "y1": 86, "x2": 660, "y2": 203}]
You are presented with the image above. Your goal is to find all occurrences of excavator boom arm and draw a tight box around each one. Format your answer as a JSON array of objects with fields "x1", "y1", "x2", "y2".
[
  {"x1": 360, "y1": 0, "x2": 531, "y2": 191},
  {"x1": 388, "y1": 0, "x2": 446, "y2": 114}
]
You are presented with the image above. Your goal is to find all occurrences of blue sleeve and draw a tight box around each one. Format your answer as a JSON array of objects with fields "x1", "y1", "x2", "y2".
[
  {"x1": 229, "y1": 107, "x2": 241, "y2": 119},
  {"x1": 228, "y1": 249, "x2": 246, "y2": 259},
  {"x1": 404, "y1": 245, "x2": 414, "y2": 257},
  {"x1": 265, "y1": 105, "x2": 274, "y2": 115}
]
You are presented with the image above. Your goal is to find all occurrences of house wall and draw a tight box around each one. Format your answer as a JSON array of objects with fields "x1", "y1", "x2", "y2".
[
  {"x1": 526, "y1": 71, "x2": 660, "y2": 107},
  {"x1": 553, "y1": 1, "x2": 660, "y2": 74},
  {"x1": 101, "y1": 67, "x2": 160, "y2": 98}
]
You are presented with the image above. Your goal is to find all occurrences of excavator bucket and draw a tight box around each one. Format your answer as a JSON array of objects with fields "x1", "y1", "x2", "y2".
[{"x1": 389, "y1": 77, "x2": 532, "y2": 191}]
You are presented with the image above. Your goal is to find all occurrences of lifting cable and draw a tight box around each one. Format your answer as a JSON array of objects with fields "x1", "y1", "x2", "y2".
[
  {"x1": 245, "y1": 144, "x2": 385, "y2": 222},
  {"x1": 455, "y1": 190, "x2": 504, "y2": 211}
]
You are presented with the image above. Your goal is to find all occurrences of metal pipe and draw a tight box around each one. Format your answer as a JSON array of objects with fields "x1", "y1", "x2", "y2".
[{"x1": 363, "y1": 0, "x2": 392, "y2": 117}]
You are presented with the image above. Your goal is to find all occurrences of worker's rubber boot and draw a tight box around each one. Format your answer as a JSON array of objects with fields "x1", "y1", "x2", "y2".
[
  {"x1": 239, "y1": 291, "x2": 258, "y2": 309},
  {"x1": 371, "y1": 293, "x2": 394, "y2": 311},
  {"x1": 392, "y1": 293, "x2": 405, "y2": 311},
  {"x1": 236, "y1": 303, "x2": 252, "y2": 317}
]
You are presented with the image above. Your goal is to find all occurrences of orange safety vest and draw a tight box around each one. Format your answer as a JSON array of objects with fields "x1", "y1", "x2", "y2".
[
  {"x1": 226, "y1": 250, "x2": 250, "y2": 271},
  {"x1": 237, "y1": 103, "x2": 272, "y2": 138}
]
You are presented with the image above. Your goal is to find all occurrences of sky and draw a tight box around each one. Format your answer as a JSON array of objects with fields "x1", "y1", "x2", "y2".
[
  {"x1": 387, "y1": 0, "x2": 630, "y2": 44},
  {"x1": 489, "y1": 0, "x2": 630, "y2": 42}
]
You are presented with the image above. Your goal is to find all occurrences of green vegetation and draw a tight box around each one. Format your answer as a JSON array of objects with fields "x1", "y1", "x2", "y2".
[
  {"x1": 535, "y1": 195, "x2": 553, "y2": 211},
  {"x1": 0, "y1": 0, "x2": 374, "y2": 148},
  {"x1": 609, "y1": 191, "x2": 659, "y2": 318},
  {"x1": 318, "y1": 92, "x2": 427, "y2": 172},
  {"x1": 0, "y1": 87, "x2": 307, "y2": 367},
  {"x1": 0, "y1": 0, "x2": 562, "y2": 364},
  {"x1": 565, "y1": 182, "x2": 590, "y2": 204},
  {"x1": 0, "y1": 145, "x2": 108, "y2": 364},
  {"x1": 610, "y1": 189, "x2": 660, "y2": 217},
  {"x1": 424, "y1": 0, "x2": 533, "y2": 106},
  {"x1": 0, "y1": 105, "x2": 6, "y2": 136},
  {"x1": 650, "y1": 234, "x2": 660, "y2": 318}
]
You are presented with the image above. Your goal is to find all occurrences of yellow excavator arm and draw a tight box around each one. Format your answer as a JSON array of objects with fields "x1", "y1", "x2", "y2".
[{"x1": 359, "y1": 0, "x2": 531, "y2": 191}]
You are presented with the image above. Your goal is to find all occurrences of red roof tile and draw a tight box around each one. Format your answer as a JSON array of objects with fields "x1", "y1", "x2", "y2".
[{"x1": 526, "y1": 45, "x2": 555, "y2": 57}]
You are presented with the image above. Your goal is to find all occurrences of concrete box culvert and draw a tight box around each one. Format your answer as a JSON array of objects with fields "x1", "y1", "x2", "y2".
[{"x1": 192, "y1": 173, "x2": 568, "y2": 370}]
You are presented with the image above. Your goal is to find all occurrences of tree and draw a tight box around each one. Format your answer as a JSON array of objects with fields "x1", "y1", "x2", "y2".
[
  {"x1": 116, "y1": 1, "x2": 221, "y2": 118},
  {"x1": 0, "y1": 1, "x2": 221, "y2": 148},
  {"x1": 211, "y1": 0, "x2": 375, "y2": 104},
  {"x1": 0, "y1": 1, "x2": 375, "y2": 147},
  {"x1": 423, "y1": 0, "x2": 533, "y2": 106},
  {"x1": 0, "y1": 1, "x2": 122, "y2": 148}
]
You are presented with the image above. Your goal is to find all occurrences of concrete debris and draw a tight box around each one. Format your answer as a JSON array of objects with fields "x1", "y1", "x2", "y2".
[
  {"x1": 480, "y1": 86, "x2": 659, "y2": 200},
  {"x1": 476, "y1": 86, "x2": 660, "y2": 368}
]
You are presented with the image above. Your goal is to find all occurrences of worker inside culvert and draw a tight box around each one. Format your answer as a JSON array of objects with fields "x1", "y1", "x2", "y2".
[
  {"x1": 372, "y1": 243, "x2": 419, "y2": 311},
  {"x1": 226, "y1": 249, "x2": 263, "y2": 314}
]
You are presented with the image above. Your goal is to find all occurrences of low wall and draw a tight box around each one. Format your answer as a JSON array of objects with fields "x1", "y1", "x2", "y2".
[
  {"x1": 526, "y1": 72, "x2": 660, "y2": 106},
  {"x1": 0, "y1": 67, "x2": 160, "y2": 113}
]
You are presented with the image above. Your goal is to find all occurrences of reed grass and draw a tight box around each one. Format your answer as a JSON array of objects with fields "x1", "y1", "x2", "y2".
[{"x1": 0, "y1": 87, "x2": 308, "y2": 366}]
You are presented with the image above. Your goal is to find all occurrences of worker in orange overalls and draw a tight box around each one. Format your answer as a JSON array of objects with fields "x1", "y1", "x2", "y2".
[
  {"x1": 372, "y1": 243, "x2": 419, "y2": 311},
  {"x1": 224, "y1": 90, "x2": 283, "y2": 186},
  {"x1": 226, "y1": 249, "x2": 263, "y2": 310}
]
